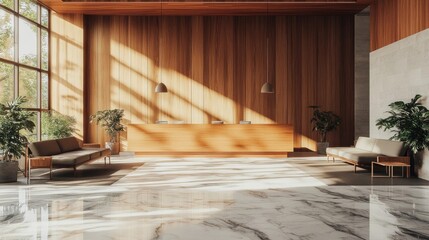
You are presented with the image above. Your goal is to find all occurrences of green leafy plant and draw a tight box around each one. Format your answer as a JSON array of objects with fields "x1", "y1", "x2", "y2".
[
  {"x1": 376, "y1": 94, "x2": 429, "y2": 154},
  {"x1": 90, "y1": 109, "x2": 125, "y2": 143},
  {"x1": 0, "y1": 96, "x2": 36, "y2": 161},
  {"x1": 309, "y1": 106, "x2": 341, "y2": 142},
  {"x1": 42, "y1": 111, "x2": 77, "y2": 139}
]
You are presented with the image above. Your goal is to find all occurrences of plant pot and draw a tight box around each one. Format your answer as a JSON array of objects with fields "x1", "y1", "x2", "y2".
[
  {"x1": 412, "y1": 150, "x2": 425, "y2": 177},
  {"x1": 316, "y1": 142, "x2": 329, "y2": 155},
  {"x1": 105, "y1": 142, "x2": 120, "y2": 155},
  {"x1": 0, "y1": 161, "x2": 19, "y2": 183}
]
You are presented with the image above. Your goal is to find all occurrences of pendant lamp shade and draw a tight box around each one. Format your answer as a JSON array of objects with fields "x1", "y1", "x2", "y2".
[
  {"x1": 261, "y1": 82, "x2": 274, "y2": 93},
  {"x1": 260, "y1": 1, "x2": 274, "y2": 94},
  {"x1": 155, "y1": 0, "x2": 168, "y2": 93},
  {"x1": 155, "y1": 82, "x2": 168, "y2": 93}
]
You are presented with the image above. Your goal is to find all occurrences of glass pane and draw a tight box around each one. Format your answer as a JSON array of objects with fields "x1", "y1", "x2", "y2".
[
  {"x1": 0, "y1": 61, "x2": 14, "y2": 104},
  {"x1": 19, "y1": 18, "x2": 38, "y2": 67},
  {"x1": 19, "y1": 0, "x2": 38, "y2": 23},
  {"x1": 41, "y1": 7, "x2": 48, "y2": 27},
  {"x1": 22, "y1": 111, "x2": 38, "y2": 143},
  {"x1": 0, "y1": 0, "x2": 14, "y2": 10},
  {"x1": 41, "y1": 72, "x2": 48, "y2": 109},
  {"x1": 0, "y1": 8, "x2": 14, "y2": 61},
  {"x1": 41, "y1": 111, "x2": 49, "y2": 140},
  {"x1": 41, "y1": 111, "x2": 76, "y2": 140},
  {"x1": 41, "y1": 29, "x2": 48, "y2": 70},
  {"x1": 19, "y1": 67, "x2": 39, "y2": 108}
]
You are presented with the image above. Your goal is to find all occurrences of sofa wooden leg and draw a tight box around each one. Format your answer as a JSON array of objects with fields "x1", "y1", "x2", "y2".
[
  {"x1": 73, "y1": 166, "x2": 77, "y2": 177},
  {"x1": 354, "y1": 164, "x2": 357, "y2": 173}
]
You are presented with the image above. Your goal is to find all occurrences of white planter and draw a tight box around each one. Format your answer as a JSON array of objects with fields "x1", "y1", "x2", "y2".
[{"x1": 105, "y1": 142, "x2": 120, "y2": 155}]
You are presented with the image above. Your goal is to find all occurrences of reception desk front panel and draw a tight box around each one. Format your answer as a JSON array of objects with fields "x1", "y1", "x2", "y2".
[{"x1": 127, "y1": 124, "x2": 293, "y2": 154}]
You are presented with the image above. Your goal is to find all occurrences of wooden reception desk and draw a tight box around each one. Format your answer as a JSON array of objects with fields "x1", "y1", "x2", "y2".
[{"x1": 127, "y1": 124, "x2": 293, "y2": 155}]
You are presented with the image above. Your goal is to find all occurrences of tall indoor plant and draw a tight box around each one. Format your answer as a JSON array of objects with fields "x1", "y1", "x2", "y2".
[
  {"x1": 90, "y1": 109, "x2": 125, "y2": 155},
  {"x1": 309, "y1": 106, "x2": 341, "y2": 154},
  {"x1": 0, "y1": 97, "x2": 36, "y2": 182},
  {"x1": 376, "y1": 94, "x2": 429, "y2": 176}
]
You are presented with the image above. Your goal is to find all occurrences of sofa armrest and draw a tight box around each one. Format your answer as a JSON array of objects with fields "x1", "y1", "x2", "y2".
[
  {"x1": 377, "y1": 156, "x2": 410, "y2": 165},
  {"x1": 83, "y1": 143, "x2": 101, "y2": 148}
]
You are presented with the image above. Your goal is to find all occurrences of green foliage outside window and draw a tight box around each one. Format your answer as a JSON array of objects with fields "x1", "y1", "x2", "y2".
[
  {"x1": 0, "y1": 0, "x2": 14, "y2": 10},
  {"x1": 41, "y1": 111, "x2": 77, "y2": 140}
]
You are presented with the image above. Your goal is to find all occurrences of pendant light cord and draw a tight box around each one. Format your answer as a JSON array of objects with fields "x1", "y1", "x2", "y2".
[
  {"x1": 267, "y1": 38, "x2": 269, "y2": 84},
  {"x1": 266, "y1": 0, "x2": 269, "y2": 84},
  {"x1": 160, "y1": 0, "x2": 162, "y2": 85}
]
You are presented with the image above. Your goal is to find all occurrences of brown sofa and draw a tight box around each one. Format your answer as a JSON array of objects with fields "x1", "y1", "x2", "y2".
[
  {"x1": 27, "y1": 137, "x2": 111, "y2": 176},
  {"x1": 326, "y1": 137, "x2": 408, "y2": 172}
]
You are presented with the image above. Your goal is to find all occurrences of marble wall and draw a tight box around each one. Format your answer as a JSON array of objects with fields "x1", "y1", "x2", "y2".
[
  {"x1": 355, "y1": 11, "x2": 370, "y2": 139},
  {"x1": 370, "y1": 28, "x2": 429, "y2": 180}
]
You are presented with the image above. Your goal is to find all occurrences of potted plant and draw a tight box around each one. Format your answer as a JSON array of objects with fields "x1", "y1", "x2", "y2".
[
  {"x1": 309, "y1": 106, "x2": 341, "y2": 154},
  {"x1": 90, "y1": 109, "x2": 125, "y2": 155},
  {"x1": 376, "y1": 94, "x2": 429, "y2": 176},
  {"x1": 42, "y1": 110, "x2": 77, "y2": 139},
  {"x1": 0, "y1": 96, "x2": 36, "y2": 183}
]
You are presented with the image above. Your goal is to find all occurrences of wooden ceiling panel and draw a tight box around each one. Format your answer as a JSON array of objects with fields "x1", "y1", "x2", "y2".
[{"x1": 38, "y1": 0, "x2": 372, "y2": 15}]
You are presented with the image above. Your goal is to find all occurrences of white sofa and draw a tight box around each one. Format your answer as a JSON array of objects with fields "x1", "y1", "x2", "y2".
[{"x1": 326, "y1": 137, "x2": 407, "y2": 172}]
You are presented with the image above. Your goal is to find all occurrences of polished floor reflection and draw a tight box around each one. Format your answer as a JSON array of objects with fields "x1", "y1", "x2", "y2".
[{"x1": 1, "y1": 157, "x2": 429, "y2": 239}]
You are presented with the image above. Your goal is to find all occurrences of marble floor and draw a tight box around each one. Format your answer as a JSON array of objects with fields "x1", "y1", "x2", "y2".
[{"x1": 1, "y1": 157, "x2": 429, "y2": 239}]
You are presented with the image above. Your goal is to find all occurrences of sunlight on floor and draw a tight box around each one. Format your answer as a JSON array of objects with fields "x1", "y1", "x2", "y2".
[{"x1": 113, "y1": 157, "x2": 327, "y2": 191}]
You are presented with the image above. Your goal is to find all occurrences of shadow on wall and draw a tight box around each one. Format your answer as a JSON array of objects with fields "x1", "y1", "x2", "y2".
[{"x1": 76, "y1": 15, "x2": 354, "y2": 150}]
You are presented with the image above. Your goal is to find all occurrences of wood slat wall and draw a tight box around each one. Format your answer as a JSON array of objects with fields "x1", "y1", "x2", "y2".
[
  {"x1": 50, "y1": 13, "x2": 85, "y2": 139},
  {"x1": 85, "y1": 15, "x2": 355, "y2": 151},
  {"x1": 370, "y1": 0, "x2": 429, "y2": 51}
]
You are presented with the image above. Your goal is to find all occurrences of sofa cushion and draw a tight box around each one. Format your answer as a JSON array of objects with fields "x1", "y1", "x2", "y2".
[
  {"x1": 81, "y1": 147, "x2": 111, "y2": 159},
  {"x1": 56, "y1": 137, "x2": 81, "y2": 153},
  {"x1": 355, "y1": 137, "x2": 376, "y2": 152},
  {"x1": 338, "y1": 148, "x2": 380, "y2": 165},
  {"x1": 372, "y1": 139, "x2": 405, "y2": 157},
  {"x1": 51, "y1": 151, "x2": 91, "y2": 167},
  {"x1": 326, "y1": 147, "x2": 356, "y2": 156},
  {"x1": 28, "y1": 140, "x2": 62, "y2": 157},
  {"x1": 78, "y1": 148, "x2": 102, "y2": 159}
]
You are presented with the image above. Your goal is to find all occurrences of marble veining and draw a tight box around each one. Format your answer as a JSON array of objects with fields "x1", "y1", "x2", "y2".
[{"x1": 1, "y1": 157, "x2": 429, "y2": 239}]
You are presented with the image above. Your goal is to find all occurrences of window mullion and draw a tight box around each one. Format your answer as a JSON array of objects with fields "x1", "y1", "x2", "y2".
[{"x1": 14, "y1": 11, "x2": 19, "y2": 99}]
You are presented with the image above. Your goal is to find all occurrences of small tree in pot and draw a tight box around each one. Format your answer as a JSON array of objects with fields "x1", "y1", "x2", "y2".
[
  {"x1": 309, "y1": 106, "x2": 341, "y2": 154},
  {"x1": 0, "y1": 97, "x2": 36, "y2": 183},
  {"x1": 90, "y1": 109, "x2": 125, "y2": 155},
  {"x1": 376, "y1": 94, "x2": 429, "y2": 176}
]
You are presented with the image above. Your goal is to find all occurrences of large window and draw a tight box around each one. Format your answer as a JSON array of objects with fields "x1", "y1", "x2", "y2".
[{"x1": 0, "y1": 1, "x2": 49, "y2": 142}]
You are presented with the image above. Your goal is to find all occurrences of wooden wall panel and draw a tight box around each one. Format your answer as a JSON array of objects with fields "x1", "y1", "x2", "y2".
[
  {"x1": 50, "y1": 13, "x2": 84, "y2": 139},
  {"x1": 203, "y1": 16, "x2": 235, "y2": 123},
  {"x1": 371, "y1": 0, "x2": 429, "y2": 51},
  {"x1": 160, "y1": 17, "x2": 193, "y2": 123},
  {"x1": 191, "y1": 16, "x2": 205, "y2": 123},
  {"x1": 85, "y1": 15, "x2": 355, "y2": 150}
]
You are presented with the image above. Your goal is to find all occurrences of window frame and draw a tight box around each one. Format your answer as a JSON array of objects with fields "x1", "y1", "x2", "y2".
[{"x1": 0, "y1": 1, "x2": 50, "y2": 142}]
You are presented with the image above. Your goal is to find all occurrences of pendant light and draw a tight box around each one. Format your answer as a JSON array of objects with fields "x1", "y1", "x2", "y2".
[
  {"x1": 155, "y1": 0, "x2": 168, "y2": 93},
  {"x1": 261, "y1": 0, "x2": 274, "y2": 94}
]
